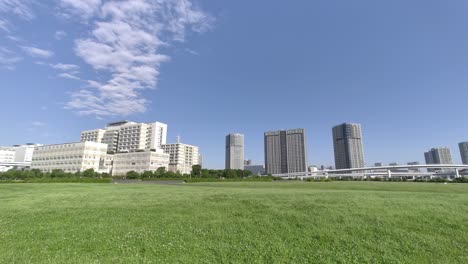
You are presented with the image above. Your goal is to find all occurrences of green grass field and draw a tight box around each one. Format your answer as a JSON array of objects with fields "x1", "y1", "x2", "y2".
[{"x1": 0, "y1": 182, "x2": 467, "y2": 263}]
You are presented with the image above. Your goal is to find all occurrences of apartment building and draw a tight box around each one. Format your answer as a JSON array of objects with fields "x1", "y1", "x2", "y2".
[
  {"x1": 264, "y1": 129, "x2": 307, "y2": 174},
  {"x1": 161, "y1": 140, "x2": 199, "y2": 174}
]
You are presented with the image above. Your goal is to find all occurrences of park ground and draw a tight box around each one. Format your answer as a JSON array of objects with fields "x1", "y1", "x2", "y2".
[{"x1": 0, "y1": 181, "x2": 467, "y2": 263}]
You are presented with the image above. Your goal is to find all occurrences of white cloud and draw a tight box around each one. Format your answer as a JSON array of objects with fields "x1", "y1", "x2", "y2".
[
  {"x1": 54, "y1": 30, "x2": 67, "y2": 40},
  {"x1": 0, "y1": 19, "x2": 9, "y2": 32},
  {"x1": 31, "y1": 121, "x2": 46, "y2": 127},
  {"x1": 51, "y1": 63, "x2": 79, "y2": 71},
  {"x1": 62, "y1": 0, "x2": 213, "y2": 116},
  {"x1": 21, "y1": 46, "x2": 54, "y2": 58},
  {"x1": 6, "y1": 35, "x2": 22, "y2": 42},
  {"x1": 0, "y1": 46, "x2": 22, "y2": 69},
  {"x1": 0, "y1": 0, "x2": 34, "y2": 20},
  {"x1": 58, "y1": 72, "x2": 81, "y2": 80},
  {"x1": 185, "y1": 48, "x2": 199, "y2": 56},
  {"x1": 0, "y1": 0, "x2": 35, "y2": 32},
  {"x1": 59, "y1": 0, "x2": 101, "y2": 19}
]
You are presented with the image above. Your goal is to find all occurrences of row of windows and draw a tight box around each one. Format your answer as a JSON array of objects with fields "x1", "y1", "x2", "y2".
[
  {"x1": 36, "y1": 144, "x2": 78, "y2": 150},
  {"x1": 33, "y1": 156, "x2": 101, "y2": 160},
  {"x1": 33, "y1": 162, "x2": 96, "y2": 166}
]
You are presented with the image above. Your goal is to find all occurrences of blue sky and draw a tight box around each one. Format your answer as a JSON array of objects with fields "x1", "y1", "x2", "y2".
[{"x1": 1, "y1": 0, "x2": 468, "y2": 168}]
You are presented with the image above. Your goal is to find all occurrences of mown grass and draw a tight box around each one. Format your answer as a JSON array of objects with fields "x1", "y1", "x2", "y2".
[{"x1": 0, "y1": 182, "x2": 467, "y2": 263}]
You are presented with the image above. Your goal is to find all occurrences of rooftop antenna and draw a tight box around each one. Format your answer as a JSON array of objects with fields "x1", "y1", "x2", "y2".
[{"x1": 176, "y1": 134, "x2": 181, "y2": 144}]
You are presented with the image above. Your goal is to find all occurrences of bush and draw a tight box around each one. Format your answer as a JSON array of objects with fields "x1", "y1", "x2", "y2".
[
  {"x1": 185, "y1": 176, "x2": 277, "y2": 183},
  {"x1": 126, "y1": 171, "x2": 140, "y2": 180}
]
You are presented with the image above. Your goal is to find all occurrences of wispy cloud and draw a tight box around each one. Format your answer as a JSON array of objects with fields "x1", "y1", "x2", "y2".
[
  {"x1": 31, "y1": 121, "x2": 46, "y2": 127},
  {"x1": 51, "y1": 63, "x2": 79, "y2": 71},
  {"x1": 6, "y1": 35, "x2": 22, "y2": 42},
  {"x1": 59, "y1": 0, "x2": 101, "y2": 19},
  {"x1": 58, "y1": 72, "x2": 81, "y2": 80},
  {"x1": 185, "y1": 48, "x2": 199, "y2": 56},
  {"x1": 0, "y1": 0, "x2": 34, "y2": 20},
  {"x1": 0, "y1": 0, "x2": 35, "y2": 32},
  {"x1": 21, "y1": 46, "x2": 54, "y2": 58},
  {"x1": 61, "y1": 0, "x2": 213, "y2": 116},
  {"x1": 54, "y1": 30, "x2": 67, "y2": 40},
  {"x1": 0, "y1": 46, "x2": 22, "y2": 70},
  {"x1": 0, "y1": 19, "x2": 9, "y2": 32}
]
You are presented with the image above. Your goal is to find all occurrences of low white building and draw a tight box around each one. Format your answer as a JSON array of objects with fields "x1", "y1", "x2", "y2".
[
  {"x1": 0, "y1": 147, "x2": 16, "y2": 172},
  {"x1": 112, "y1": 149, "x2": 169, "y2": 176},
  {"x1": 162, "y1": 140, "x2": 200, "y2": 175},
  {"x1": 0, "y1": 144, "x2": 42, "y2": 172},
  {"x1": 0, "y1": 147, "x2": 16, "y2": 163},
  {"x1": 31, "y1": 142, "x2": 109, "y2": 173}
]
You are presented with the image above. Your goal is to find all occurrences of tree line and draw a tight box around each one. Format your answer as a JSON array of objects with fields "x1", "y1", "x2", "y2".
[{"x1": 0, "y1": 165, "x2": 257, "y2": 181}]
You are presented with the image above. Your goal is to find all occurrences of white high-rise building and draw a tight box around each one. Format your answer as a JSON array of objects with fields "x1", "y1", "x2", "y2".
[
  {"x1": 162, "y1": 137, "x2": 200, "y2": 174},
  {"x1": 226, "y1": 133, "x2": 245, "y2": 170},
  {"x1": 80, "y1": 120, "x2": 167, "y2": 153},
  {"x1": 112, "y1": 150, "x2": 169, "y2": 176},
  {"x1": 31, "y1": 142, "x2": 109, "y2": 173}
]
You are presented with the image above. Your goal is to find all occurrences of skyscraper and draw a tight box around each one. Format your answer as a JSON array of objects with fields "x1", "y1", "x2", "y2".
[
  {"x1": 424, "y1": 147, "x2": 453, "y2": 172},
  {"x1": 264, "y1": 129, "x2": 307, "y2": 174},
  {"x1": 226, "y1": 133, "x2": 244, "y2": 170},
  {"x1": 459, "y1": 142, "x2": 468, "y2": 165},
  {"x1": 332, "y1": 123, "x2": 365, "y2": 169},
  {"x1": 424, "y1": 148, "x2": 453, "y2": 165}
]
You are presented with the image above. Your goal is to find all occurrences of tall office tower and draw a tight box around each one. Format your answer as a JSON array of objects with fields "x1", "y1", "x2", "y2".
[
  {"x1": 424, "y1": 148, "x2": 453, "y2": 164},
  {"x1": 81, "y1": 120, "x2": 167, "y2": 153},
  {"x1": 459, "y1": 142, "x2": 468, "y2": 165},
  {"x1": 225, "y1": 133, "x2": 245, "y2": 170},
  {"x1": 162, "y1": 137, "x2": 200, "y2": 174},
  {"x1": 332, "y1": 123, "x2": 365, "y2": 169},
  {"x1": 424, "y1": 147, "x2": 453, "y2": 172},
  {"x1": 264, "y1": 129, "x2": 307, "y2": 174}
]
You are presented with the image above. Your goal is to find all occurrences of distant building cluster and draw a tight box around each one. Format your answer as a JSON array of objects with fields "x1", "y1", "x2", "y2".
[
  {"x1": 226, "y1": 123, "x2": 468, "y2": 176},
  {"x1": 2, "y1": 121, "x2": 468, "y2": 176},
  {"x1": 0, "y1": 120, "x2": 201, "y2": 176}
]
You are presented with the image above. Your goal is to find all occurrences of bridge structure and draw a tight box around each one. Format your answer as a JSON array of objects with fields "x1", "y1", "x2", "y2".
[{"x1": 272, "y1": 164, "x2": 468, "y2": 180}]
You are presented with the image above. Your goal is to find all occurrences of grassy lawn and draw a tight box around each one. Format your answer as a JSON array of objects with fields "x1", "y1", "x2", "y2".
[{"x1": 0, "y1": 182, "x2": 467, "y2": 263}]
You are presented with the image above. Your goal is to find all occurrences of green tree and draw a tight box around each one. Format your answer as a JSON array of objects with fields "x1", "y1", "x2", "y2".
[
  {"x1": 154, "y1": 167, "x2": 166, "y2": 178},
  {"x1": 224, "y1": 169, "x2": 238, "y2": 179},
  {"x1": 141, "y1": 171, "x2": 153, "y2": 179},
  {"x1": 82, "y1": 168, "x2": 96, "y2": 178},
  {"x1": 126, "y1": 171, "x2": 140, "y2": 179},
  {"x1": 51, "y1": 169, "x2": 67, "y2": 178},
  {"x1": 191, "y1": 165, "x2": 202, "y2": 178}
]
